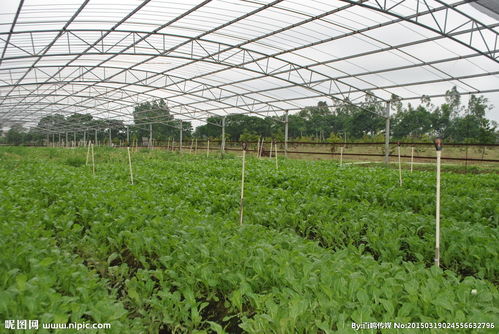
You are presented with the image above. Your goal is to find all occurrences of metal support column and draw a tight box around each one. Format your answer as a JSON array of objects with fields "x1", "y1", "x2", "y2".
[
  {"x1": 179, "y1": 120, "x2": 183, "y2": 152},
  {"x1": 284, "y1": 110, "x2": 289, "y2": 158},
  {"x1": 384, "y1": 102, "x2": 391, "y2": 165},
  {"x1": 83, "y1": 131, "x2": 86, "y2": 144},
  {"x1": 149, "y1": 123, "x2": 152, "y2": 148},
  {"x1": 221, "y1": 116, "x2": 226, "y2": 153}
]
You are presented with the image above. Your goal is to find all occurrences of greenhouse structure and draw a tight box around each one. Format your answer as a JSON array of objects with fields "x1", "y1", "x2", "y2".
[{"x1": 0, "y1": 1, "x2": 498, "y2": 333}]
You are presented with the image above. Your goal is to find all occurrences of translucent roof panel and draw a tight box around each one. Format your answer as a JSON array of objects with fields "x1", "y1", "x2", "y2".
[{"x1": 0, "y1": 0, "x2": 498, "y2": 131}]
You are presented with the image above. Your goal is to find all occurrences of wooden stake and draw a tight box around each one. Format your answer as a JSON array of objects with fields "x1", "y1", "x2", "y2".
[
  {"x1": 410, "y1": 146, "x2": 414, "y2": 173},
  {"x1": 275, "y1": 141, "x2": 278, "y2": 170},
  {"x1": 127, "y1": 147, "x2": 134, "y2": 185},
  {"x1": 239, "y1": 145, "x2": 247, "y2": 225},
  {"x1": 340, "y1": 146, "x2": 343, "y2": 166},
  {"x1": 256, "y1": 138, "x2": 260, "y2": 158},
  {"x1": 206, "y1": 140, "x2": 210, "y2": 157},
  {"x1": 398, "y1": 144, "x2": 403, "y2": 186},
  {"x1": 85, "y1": 141, "x2": 91, "y2": 165},
  {"x1": 259, "y1": 138, "x2": 264, "y2": 158},
  {"x1": 91, "y1": 143, "x2": 95, "y2": 175},
  {"x1": 269, "y1": 141, "x2": 273, "y2": 158}
]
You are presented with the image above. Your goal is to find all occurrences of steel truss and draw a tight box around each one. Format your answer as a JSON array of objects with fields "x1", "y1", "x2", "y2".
[{"x1": 0, "y1": 0, "x2": 497, "y2": 134}]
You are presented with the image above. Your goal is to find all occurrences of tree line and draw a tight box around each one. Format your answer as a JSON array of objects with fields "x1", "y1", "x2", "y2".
[
  {"x1": 1, "y1": 87, "x2": 497, "y2": 145},
  {"x1": 196, "y1": 87, "x2": 497, "y2": 144}
]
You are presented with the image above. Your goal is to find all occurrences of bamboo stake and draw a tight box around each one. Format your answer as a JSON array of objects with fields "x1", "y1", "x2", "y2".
[
  {"x1": 127, "y1": 147, "x2": 134, "y2": 185},
  {"x1": 239, "y1": 144, "x2": 247, "y2": 225},
  {"x1": 195, "y1": 139, "x2": 198, "y2": 154},
  {"x1": 167, "y1": 138, "x2": 170, "y2": 151},
  {"x1": 398, "y1": 143, "x2": 403, "y2": 186},
  {"x1": 410, "y1": 146, "x2": 414, "y2": 173},
  {"x1": 256, "y1": 138, "x2": 260, "y2": 158},
  {"x1": 85, "y1": 141, "x2": 91, "y2": 165},
  {"x1": 434, "y1": 138, "x2": 443, "y2": 267},
  {"x1": 259, "y1": 138, "x2": 264, "y2": 158},
  {"x1": 91, "y1": 143, "x2": 95, "y2": 175},
  {"x1": 206, "y1": 140, "x2": 210, "y2": 157},
  {"x1": 340, "y1": 146, "x2": 343, "y2": 166},
  {"x1": 269, "y1": 141, "x2": 273, "y2": 158},
  {"x1": 275, "y1": 141, "x2": 278, "y2": 170}
]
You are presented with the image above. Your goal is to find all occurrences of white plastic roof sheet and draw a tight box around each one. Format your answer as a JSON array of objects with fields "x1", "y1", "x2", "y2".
[{"x1": 0, "y1": 0, "x2": 498, "y2": 132}]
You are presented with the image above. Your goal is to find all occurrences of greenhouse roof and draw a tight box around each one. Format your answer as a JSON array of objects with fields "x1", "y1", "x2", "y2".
[{"x1": 0, "y1": 0, "x2": 498, "y2": 133}]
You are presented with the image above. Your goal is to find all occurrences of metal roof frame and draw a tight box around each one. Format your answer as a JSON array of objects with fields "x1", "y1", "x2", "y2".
[{"x1": 0, "y1": 0, "x2": 497, "y2": 134}]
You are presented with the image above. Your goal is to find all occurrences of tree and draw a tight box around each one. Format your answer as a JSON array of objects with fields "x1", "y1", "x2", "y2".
[
  {"x1": 431, "y1": 86, "x2": 463, "y2": 138},
  {"x1": 132, "y1": 99, "x2": 183, "y2": 142},
  {"x1": 6, "y1": 124, "x2": 27, "y2": 145},
  {"x1": 447, "y1": 95, "x2": 496, "y2": 143},
  {"x1": 392, "y1": 104, "x2": 432, "y2": 138}
]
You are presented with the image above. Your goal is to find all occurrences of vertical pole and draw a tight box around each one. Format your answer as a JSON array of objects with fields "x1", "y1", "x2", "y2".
[
  {"x1": 73, "y1": 132, "x2": 76, "y2": 146},
  {"x1": 86, "y1": 141, "x2": 91, "y2": 165},
  {"x1": 94, "y1": 130, "x2": 97, "y2": 146},
  {"x1": 340, "y1": 146, "x2": 343, "y2": 166},
  {"x1": 256, "y1": 138, "x2": 260, "y2": 157},
  {"x1": 108, "y1": 128, "x2": 112, "y2": 147},
  {"x1": 259, "y1": 138, "x2": 264, "y2": 159},
  {"x1": 58, "y1": 133, "x2": 61, "y2": 146},
  {"x1": 270, "y1": 140, "x2": 273, "y2": 158},
  {"x1": 221, "y1": 116, "x2": 226, "y2": 154},
  {"x1": 465, "y1": 146, "x2": 469, "y2": 174},
  {"x1": 91, "y1": 143, "x2": 95, "y2": 175},
  {"x1": 284, "y1": 110, "x2": 289, "y2": 158},
  {"x1": 275, "y1": 141, "x2": 278, "y2": 170},
  {"x1": 410, "y1": 147, "x2": 414, "y2": 173},
  {"x1": 149, "y1": 123, "x2": 152, "y2": 148},
  {"x1": 190, "y1": 139, "x2": 193, "y2": 154},
  {"x1": 83, "y1": 131, "x2": 86, "y2": 144},
  {"x1": 179, "y1": 120, "x2": 183, "y2": 152},
  {"x1": 127, "y1": 147, "x2": 134, "y2": 185},
  {"x1": 207, "y1": 139, "x2": 210, "y2": 157},
  {"x1": 398, "y1": 143, "x2": 402, "y2": 186},
  {"x1": 434, "y1": 138, "x2": 442, "y2": 268},
  {"x1": 66, "y1": 132, "x2": 68, "y2": 147},
  {"x1": 195, "y1": 139, "x2": 198, "y2": 154},
  {"x1": 384, "y1": 102, "x2": 391, "y2": 165},
  {"x1": 126, "y1": 126, "x2": 130, "y2": 144},
  {"x1": 239, "y1": 144, "x2": 247, "y2": 225},
  {"x1": 46, "y1": 134, "x2": 49, "y2": 147}
]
